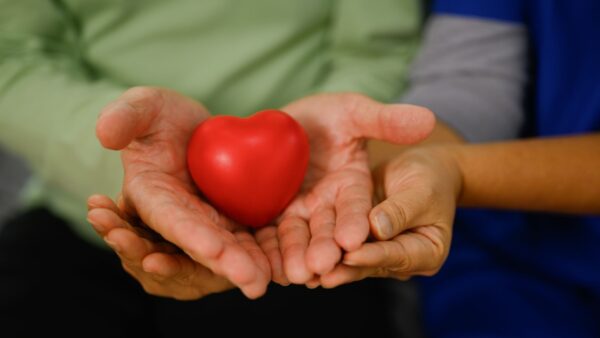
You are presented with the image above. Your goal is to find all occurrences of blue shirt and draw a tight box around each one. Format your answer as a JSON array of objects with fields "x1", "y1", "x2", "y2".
[{"x1": 422, "y1": 1, "x2": 600, "y2": 336}]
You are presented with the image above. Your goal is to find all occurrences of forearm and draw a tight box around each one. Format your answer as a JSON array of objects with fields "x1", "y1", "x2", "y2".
[
  {"x1": 0, "y1": 1, "x2": 125, "y2": 209},
  {"x1": 451, "y1": 134, "x2": 600, "y2": 214},
  {"x1": 0, "y1": 58, "x2": 127, "y2": 243}
]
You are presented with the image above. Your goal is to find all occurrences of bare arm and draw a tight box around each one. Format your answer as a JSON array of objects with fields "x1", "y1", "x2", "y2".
[{"x1": 452, "y1": 133, "x2": 600, "y2": 214}]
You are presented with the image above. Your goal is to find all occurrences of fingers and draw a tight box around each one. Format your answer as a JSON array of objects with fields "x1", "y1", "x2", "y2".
[
  {"x1": 131, "y1": 251, "x2": 234, "y2": 301},
  {"x1": 137, "y1": 195, "x2": 226, "y2": 262},
  {"x1": 194, "y1": 230, "x2": 264, "y2": 297},
  {"x1": 125, "y1": 176, "x2": 270, "y2": 297},
  {"x1": 305, "y1": 207, "x2": 342, "y2": 275},
  {"x1": 232, "y1": 231, "x2": 271, "y2": 298},
  {"x1": 87, "y1": 194, "x2": 123, "y2": 216},
  {"x1": 105, "y1": 227, "x2": 157, "y2": 267},
  {"x1": 96, "y1": 87, "x2": 210, "y2": 150},
  {"x1": 173, "y1": 223, "x2": 268, "y2": 298},
  {"x1": 96, "y1": 87, "x2": 165, "y2": 150},
  {"x1": 345, "y1": 95, "x2": 436, "y2": 144},
  {"x1": 305, "y1": 276, "x2": 320, "y2": 289},
  {"x1": 88, "y1": 197, "x2": 175, "y2": 249},
  {"x1": 343, "y1": 227, "x2": 447, "y2": 276},
  {"x1": 256, "y1": 226, "x2": 289, "y2": 286},
  {"x1": 142, "y1": 252, "x2": 189, "y2": 278},
  {"x1": 333, "y1": 176, "x2": 372, "y2": 251},
  {"x1": 319, "y1": 264, "x2": 377, "y2": 289},
  {"x1": 87, "y1": 204, "x2": 129, "y2": 236},
  {"x1": 95, "y1": 207, "x2": 241, "y2": 300},
  {"x1": 89, "y1": 200, "x2": 239, "y2": 300},
  {"x1": 278, "y1": 216, "x2": 313, "y2": 284}
]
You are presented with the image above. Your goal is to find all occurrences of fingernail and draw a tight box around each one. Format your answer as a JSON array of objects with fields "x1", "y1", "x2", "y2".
[
  {"x1": 374, "y1": 212, "x2": 393, "y2": 239},
  {"x1": 87, "y1": 217, "x2": 106, "y2": 233},
  {"x1": 103, "y1": 237, "x2": 121, "y2": 253}
]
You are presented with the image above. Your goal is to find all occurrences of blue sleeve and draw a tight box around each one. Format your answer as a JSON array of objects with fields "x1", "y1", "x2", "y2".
[{"x1": 433, "y1": 0, "x2": 526, "y2": 23}]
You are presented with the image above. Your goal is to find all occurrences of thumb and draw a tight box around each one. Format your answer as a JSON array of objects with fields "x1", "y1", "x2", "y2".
[
  {"x1": 348, "y1": 96, "x2": 436, "y2": 145},
  {"x1": 369, "y1": 186, "x2": 426, "y2": 240},
  {"x1": 96, "y1": 87, "x2": 165, "y2": 150}
]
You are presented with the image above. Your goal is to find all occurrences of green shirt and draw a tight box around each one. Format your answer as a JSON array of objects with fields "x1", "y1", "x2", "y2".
[{"x1": 0, "y1": 0, "x2": 420, "y2": 245}]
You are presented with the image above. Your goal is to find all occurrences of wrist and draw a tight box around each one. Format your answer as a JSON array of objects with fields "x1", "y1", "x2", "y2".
[{"x1": 421, "y1": 144, "x2": 465, "y2": 203}]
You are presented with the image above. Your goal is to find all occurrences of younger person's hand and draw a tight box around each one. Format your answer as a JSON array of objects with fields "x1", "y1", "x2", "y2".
[{"x1": 319, "y1": 145, "x2": 461, "y2": 287}]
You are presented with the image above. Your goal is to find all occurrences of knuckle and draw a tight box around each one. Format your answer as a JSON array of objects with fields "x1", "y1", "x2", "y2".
[
  {"x1": 149, "y1": 272, "x2": 169, "y2": 283},
  {"x1": 429, "y1": 234, "x2": 448, "y2": 268},
  {"x1": 432, "y1": 250, "x2": 447, "y2": 271},
  {"x1": 383, "y1": 202, "x2": 408, "y2": 234},
  {"x1": 175, "y1": 268, "x2": 196, "y2": 286},
  {"x1": 386, "y1": 243, "x2": 413, "y2": 272},
  {"x1": 278, "y1": 220, "x2": 305, "y2": 240},
  {"x1": 393, "y1": 254, "x2": 412, "y2": 272},
  {"x1": 421, "y1": 183, "x2": 437, "y2": 203},
  {"x1": 374, "y1": 267, "x2": 391, "y2": 278}
]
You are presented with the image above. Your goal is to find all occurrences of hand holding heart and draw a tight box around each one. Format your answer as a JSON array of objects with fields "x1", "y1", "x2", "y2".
[
  {"x1": 186, "y1": 94, "x2": 436, "y2": 286},
  {"x1": 88, "y1": 88, "x2": 435, "y2": 299},
  {"x1": 89, "y1": 87, "x2": 271, "y2": 300},
  {"x1": 257, "y1": 94, "x2": 436, "y2": 285}
]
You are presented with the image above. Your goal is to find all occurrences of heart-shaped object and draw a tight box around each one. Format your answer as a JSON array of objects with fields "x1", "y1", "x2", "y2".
[{"x1": 187, "y1": 110, "x2": 310, "y2": 228}]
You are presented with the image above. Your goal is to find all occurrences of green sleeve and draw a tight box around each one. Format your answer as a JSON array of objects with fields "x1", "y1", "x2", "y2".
[
  {"x1": 0, "y1": 0, "x2": 125, "y2": 241},
  {"x1": 316, "y1": 0, "x2": 421, "y2": 101}
]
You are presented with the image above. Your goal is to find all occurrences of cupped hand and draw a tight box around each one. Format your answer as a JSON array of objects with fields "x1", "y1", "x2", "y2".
[
  {"x1": 93, "y1": 87, "x2": 270, "y2": 299},
  {"x1": 263, "y1": 93, "x2": 435, "y2": 284},
  {"x1": 318, "y1": 145, "x2": 461, "y2": 287},
  {"x1": 87, "y1": 195, "x2": 239, "y2": 300}
]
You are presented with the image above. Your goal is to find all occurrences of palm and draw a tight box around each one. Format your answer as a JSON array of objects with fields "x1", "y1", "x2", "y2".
[
  {"x1": 294, "y1": 111, "x2": 371, "y2": 204},
  {"x1": 284, "y1": 96, "x2": 374, "y2": 274},
  {"x1": 120, "y1": 90, "x2": 238, "y2": 235}
]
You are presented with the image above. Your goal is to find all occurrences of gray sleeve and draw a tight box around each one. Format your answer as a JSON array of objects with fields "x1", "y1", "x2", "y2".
[{"x1": 401, "y1": 14, "x2": 529, "y2": 142}]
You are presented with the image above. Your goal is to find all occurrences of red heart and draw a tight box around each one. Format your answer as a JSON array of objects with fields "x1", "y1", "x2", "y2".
[{"x1": 187, "y1": 110, "x2": 309, "y2": 228}]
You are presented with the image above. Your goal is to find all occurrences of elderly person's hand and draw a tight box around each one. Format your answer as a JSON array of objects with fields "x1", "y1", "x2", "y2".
[{"x1": 88, "y1": 87, "x2": 270, "y2": 299}]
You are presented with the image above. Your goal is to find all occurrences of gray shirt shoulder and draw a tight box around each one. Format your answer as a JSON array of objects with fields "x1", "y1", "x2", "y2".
[{"x1": 402, "y1": 14, "x2": 529, "y2": 142}]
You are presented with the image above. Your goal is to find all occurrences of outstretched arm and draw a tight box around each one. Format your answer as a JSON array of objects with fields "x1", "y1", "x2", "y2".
[{"x1": 321, "y1": 133, "x2": 600, "y2": 288}]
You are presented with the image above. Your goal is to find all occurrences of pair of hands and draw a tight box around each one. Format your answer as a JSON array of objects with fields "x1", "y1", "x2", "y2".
[{"x1": 86, "y1": 87, "x2": 458, "y2": 300}]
